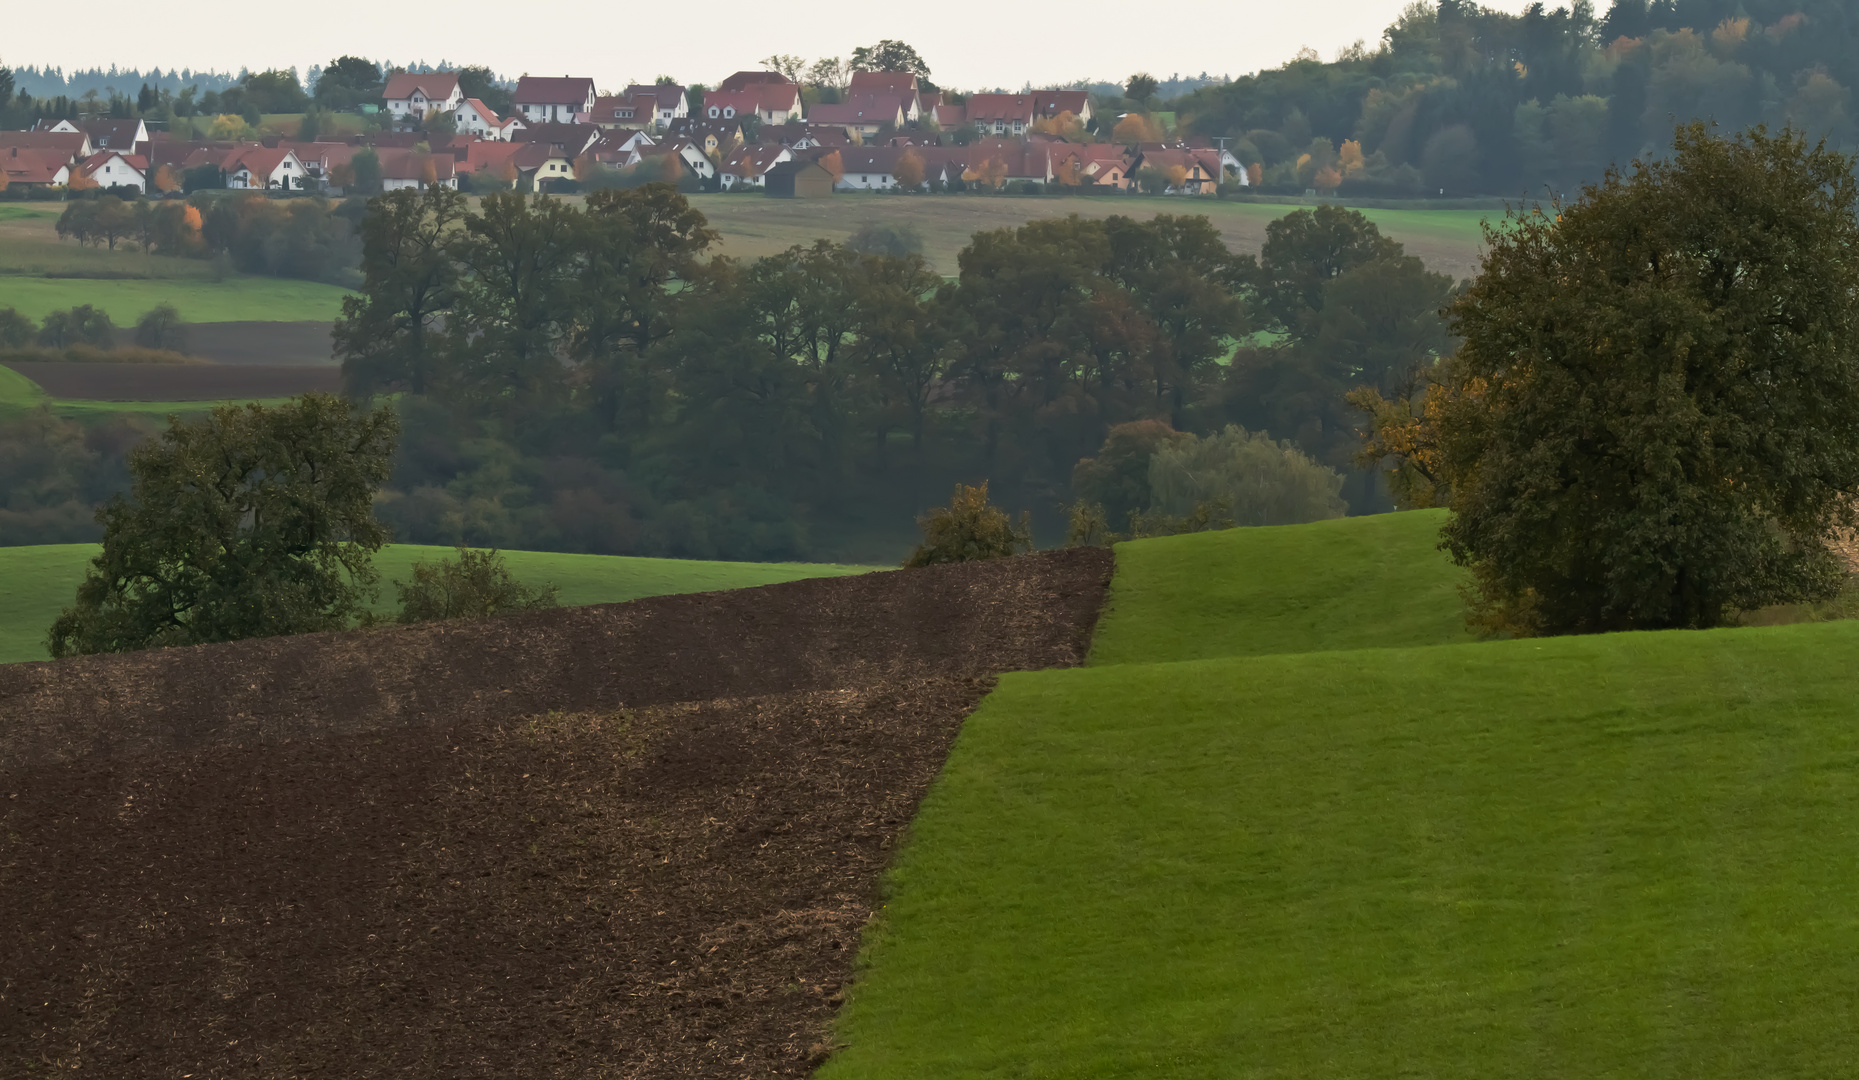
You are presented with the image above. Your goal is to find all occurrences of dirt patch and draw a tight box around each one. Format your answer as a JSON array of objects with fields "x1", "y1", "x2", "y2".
[
  {"x1": 181, "y1": 321, "x2": 336, "y2": 366},
  {"x1": 0, "y1": 549, "x2": 1114, "y2": 1078},
  {"x1": 2, "y1": 361, "x2": 341, "y2": 401}
]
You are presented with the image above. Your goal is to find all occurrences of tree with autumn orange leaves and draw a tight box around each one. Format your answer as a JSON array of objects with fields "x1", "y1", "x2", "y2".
[
  {"x1": 1112, "y1": 113, "x2": 1162, "y2": 144},
  {"x1": 894, "y1": 148, "x2": 925, "y2": 191},
  {"x1": 153, "y1": 164, "x2": 182, "y2": 194},
  {"x1": 817, "y1": 150, "x2": 845, "y2": 184},
  {"x1": 1031, "y1": 111, "x2": 1086, "y2": 141},
  {"x1": 963, "y1": 156, "x2": 1008, "y2": 191},
  {"x1": 67, "y1": 171, "x2": 100, "y2": 193}
]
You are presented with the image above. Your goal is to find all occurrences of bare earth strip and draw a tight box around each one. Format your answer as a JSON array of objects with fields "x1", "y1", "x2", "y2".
[{"x1": 0, "y1": 550, "x2": 1113, "y2": 1079}]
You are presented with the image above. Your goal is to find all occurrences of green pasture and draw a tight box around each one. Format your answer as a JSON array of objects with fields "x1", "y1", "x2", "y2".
[
  {"x1": 0, "y1": 542, "x2": 876, "y2": 664},
  {"x1": 1088, "y1": 509, "x2": 1470, "y2": 665},
  {"x1": 688, "y1": 194, "x2": 1495, "y2": 279},
  {"x1": 823, "y1": 510, "x2": 1859, "y2": 1078},
  {"x1": 0, "y1": 275, "x2": 350, "y2": 323}
]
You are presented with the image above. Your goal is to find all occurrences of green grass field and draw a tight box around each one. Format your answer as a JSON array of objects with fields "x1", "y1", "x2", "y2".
[
  {"x1": 684, "y1": 195, "x2": 1496, "y2": 280},
  {"x1": 0, "y1": 275, "x2": 350, "y2": 323},
  {"x1": 821, "y1": 511, "x2": 1859, "y2": 1078},
  {"x1": 1088, "y1": 509, "x2": 1470, "y2": 665},
  {"x1": 0, "y1": 542, "x2": 876, "y2": 664}
]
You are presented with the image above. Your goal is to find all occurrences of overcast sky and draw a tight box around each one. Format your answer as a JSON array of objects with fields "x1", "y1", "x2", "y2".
[{"x1": 8, "y1": 0, "x2": 1539, "y2": 91}]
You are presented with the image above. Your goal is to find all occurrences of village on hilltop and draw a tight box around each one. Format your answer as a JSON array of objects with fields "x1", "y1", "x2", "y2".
[{"x1": 0, "y1": 67, "x2": 1247, "y2": 198}]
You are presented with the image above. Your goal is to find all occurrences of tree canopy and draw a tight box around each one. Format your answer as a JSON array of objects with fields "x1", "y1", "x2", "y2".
[
  {"x1": 48, "y1": 394, "x2": 398, "y2": 656},
  {"x1": 1384, "y1": 123, "x2": 1859, "y2": 634}
]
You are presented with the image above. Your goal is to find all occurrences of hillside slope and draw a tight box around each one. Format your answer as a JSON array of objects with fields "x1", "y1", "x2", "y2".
[
  {"x1": 1088, "y1": 509, "x2": 1469, "y2": 665},
  {"x1": 0, "y1": 549, "x2": 1113, "y2": 1078},
  {"x1": 824, "y1": 513, "x2": 1859, "y2": 1079}
]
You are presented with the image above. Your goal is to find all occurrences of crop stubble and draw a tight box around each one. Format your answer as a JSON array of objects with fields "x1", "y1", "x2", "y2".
[{"x1": 0, "y1": 549, "x2": 1113, "y2": 1078}]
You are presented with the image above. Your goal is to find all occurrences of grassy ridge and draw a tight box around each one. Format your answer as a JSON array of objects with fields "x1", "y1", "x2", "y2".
[
  {"x1": 1088, "y1": 509, "x2": 1470, "y2": 665},
  {"x1": 822, "y1": 510, "x2": 1859, "y2": 1077},
  {"x1": 826, "y1": 622, "x2": 1859, "y2": 1079},
  {"x1": 0, "y1": 543, "x2": 875, "y2": 665}
]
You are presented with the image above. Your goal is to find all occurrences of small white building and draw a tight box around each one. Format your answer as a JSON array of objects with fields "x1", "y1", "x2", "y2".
[
  {"x1": 226, "y1": 148, "x2": 309, "y2": 191},
  {"x1": 514, "y1": 76, "x2": 597, "y2": 124},
  {"x1": 457, "y1": 98, "x2": 524, "y2": 141},
  {"x1": 77, "y1": 151, "x2": 147, "y2": 193},
  {"x1": 383, "y1": 73, "x2": 463, "y2": 121}
]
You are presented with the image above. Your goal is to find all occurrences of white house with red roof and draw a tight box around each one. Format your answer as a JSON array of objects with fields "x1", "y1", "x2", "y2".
[
  {"x1": 1, "y1": 146, "x2": 73, "y2": 188},
  {"x1": 719, "y1": 143, "x2": 792, "y2": 189},
  {"x1": 702, "y1": 84, "x2": 803, "y2": 126},
  {"x1": 457, "y1": 98, "x2": 524, "y2": 141},
  {"x1": 846, "y1": 71, "x2": 922, "y2": 123},
  {"x1": 514, "y1": 77, "x2": 597, "y2": 124},
  {"x1": 383, "y1": 72, "x2": 463, "y2": 121},
  {"x1": 379, "y1": 150, "x2": 458, "y2": 191},
  {"x1": 622, "y1": 85, "x2": 688, "y2": 131},
  {"x1": 220, "y1": 146, "x2": 309, "y2": 190},
  {"x1": 77, "y1": 151, "x2": 148, "y2": 193}
]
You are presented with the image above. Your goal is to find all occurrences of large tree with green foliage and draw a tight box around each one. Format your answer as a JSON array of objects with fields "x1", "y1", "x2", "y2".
[
  {"x1": 1434, "y1": 124, "x2": 1859, "y2": 635},
  {"x1": 335, "y1": 185, "x2": 468, "y2": 396},
  {"x1": 48, "y1": 394, "x2": 398, "y2": 656}
]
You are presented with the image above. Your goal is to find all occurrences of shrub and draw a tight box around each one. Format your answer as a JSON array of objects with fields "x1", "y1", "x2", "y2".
[
  {"x1": 903, "y1": 482, "x2": 1033, "y2": 567},
  {"x1": 133, "y1": 303, "x2": 188, "y2": 352},
  {"x1": 394, "y1": 546, "x2": 560, "y2": 623},
  {"x1": 36, "y1": 305, "x2": 115, "y2": 349},
  {"x1": 0, "y1": 307, "x2": 34, "y2": 348},
  {"x1": 846, "y1": 221, "x2": 925, "y2": 257},
  {"x1": 1147, "y1": 425, "x2": 1347, "y2": 527}
]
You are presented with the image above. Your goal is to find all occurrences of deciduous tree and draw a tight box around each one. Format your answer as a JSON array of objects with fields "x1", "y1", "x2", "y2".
[
  {"x1": 48, "y1": 394, "x2": 398, "y2": 656},
  {"x1": 1435, "y1": 124, "x2": 1859, "y2": 634}
]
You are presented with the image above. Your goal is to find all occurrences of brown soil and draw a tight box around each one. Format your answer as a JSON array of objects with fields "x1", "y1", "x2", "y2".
[
  {"x1": 3, "y1": 361, "x2": 341, "y2": 401},
  {"x1": 181, "y1": 321, "x2": 336, "y2": 366},
  {"x1": 0, "y1": 549, "x2": 1114, "y2": 1078}
]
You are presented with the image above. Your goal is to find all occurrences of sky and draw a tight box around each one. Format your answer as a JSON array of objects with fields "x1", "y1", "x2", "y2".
[{"x1": 6, "y1": 0, "x2": 1540, "y2": 92}]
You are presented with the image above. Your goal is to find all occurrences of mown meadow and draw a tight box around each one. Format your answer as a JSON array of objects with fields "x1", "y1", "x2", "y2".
[{"x1": 821, "y1": 511, "x2": 1859, "y2": 1079}]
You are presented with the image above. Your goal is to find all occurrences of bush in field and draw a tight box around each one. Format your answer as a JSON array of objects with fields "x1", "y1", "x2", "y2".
[
  {"x1": 847, "y1": 221, "x2": 924, "y2": 257},
  {"x1": 48, "y1": 394, "x2": 398, "y2": 657},
  {"x1": 0, "y1": 307, "x2": 34, "y2": 348},
  {"x1": 394, "y1": 546, "x2": 560, "y2": 623},
  {"x1": 133, "y1": 303, "x2": 188, "y2": 352},
  {"x1": 36, "y1": 305, "x2": 115, "y2": 349},
  {"x1": 1148, "y1": 425, "x2": 1347, "y2": 528},
  {"x1": 903, "y1": 482, "x2": 1033, "y2": 567},
  {"x1": 1072, "y1": 420, "x2": 1192, "y2": 534}
]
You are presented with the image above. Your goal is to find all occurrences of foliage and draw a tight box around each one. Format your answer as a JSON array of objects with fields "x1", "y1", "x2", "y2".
[
  {"x1": 47, "y1": 394, "x2": 398, "y2": 657},
  {"x1": 132, "y1": 303, "x2": 187, "y2": 352},
  {"x1": 0, "y1": 306, "x2": 35, "y2": 348},
  {"x1": 1071, "y1": 419, "x2": 1190, "y2": 531},
  {"x1": 393, "y1": 545, "x2": 560, "y2": 622},
  {"x1": 1226, "y1": 205, "x2": 1454, "y2": 491},
  {"x1": 1433, "y1": 124, "x2": 1859, "y2": 635},
  {"x1": 36, "y1": 305, "x2": 115, "y2": 349},
  {"x1": 314, "y1": 55, "x2": 384, "y2": 111},
  {"x1": 1147, "y1": 424, "x2": 1347, "y2": 527},
  {"x1": 850, "y1": 40, "x2": 933, "y2": 84},
  {"x1": 902, "y1": 482, "x2": 1033, "y2": 567},
  {"x1": 845, "y1": 220, "x2": 924, "y2": 256}
]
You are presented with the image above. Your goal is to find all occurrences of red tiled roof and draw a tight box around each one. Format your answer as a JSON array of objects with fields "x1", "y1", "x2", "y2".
[
  {"x1": 383, "y1": 72, "x2": 460, "y2": 102},
  {"x1": 515, "y1": 76, "x2": 595, "y2": 106},
  {"x1": 847, "y1": 71, "x2": 918, "y2": 96},
  {"x1": 717, "y1": 70, "x2": 795, "y2": 92},
  {"x1": 807, "y1": 97, "x2": 904, "y2": 125},
  {"x1": 0, "y1": 146, "x2": 72, "y2": 184},
  {"x1": 377, "y1": 149, "x2": 456, "y2": 182}
]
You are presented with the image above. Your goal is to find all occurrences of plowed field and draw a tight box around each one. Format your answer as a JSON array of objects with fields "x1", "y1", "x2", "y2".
[
  {"x1": 0, "y1": 549, "x2": 1113, "y2": 1078},
  {"x1": 1, "y1": 361, "x2": 341, "y2": 401}
]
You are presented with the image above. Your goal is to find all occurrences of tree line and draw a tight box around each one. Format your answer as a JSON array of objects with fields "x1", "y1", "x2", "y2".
[
  {"x1": 1176, "y1": 0, "x2": 1859, "y2": 197},
  {"x1": 333, "y1": 185, "x2": 1450, "y2": 561}
]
